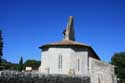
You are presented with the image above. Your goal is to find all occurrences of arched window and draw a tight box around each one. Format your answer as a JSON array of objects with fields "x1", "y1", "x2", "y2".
[
  {"x1": 58, "y1": 55, "x2": 62, "y2": 69},
  {"x1": 78, "y1": 58, "x2": 80, "y2": 71},
  {"x1": 98, "y1": 77, "x2": 101, "y2": 83}
]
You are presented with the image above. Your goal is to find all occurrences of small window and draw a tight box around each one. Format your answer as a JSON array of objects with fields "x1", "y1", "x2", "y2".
[
  {"x1": 58, "y1": 55, "x2": 62, "y2": 69},
  {"x1": 98, "y1": 77, "x2": 101, "y2": 83},
  {"x1": 78, "y1": 58, "x2": 80, "y2": 71}
]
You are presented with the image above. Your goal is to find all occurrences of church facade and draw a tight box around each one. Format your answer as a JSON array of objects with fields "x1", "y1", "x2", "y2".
[{"x1": 39, "y1": 16, "x2": 117, "y2": 83}]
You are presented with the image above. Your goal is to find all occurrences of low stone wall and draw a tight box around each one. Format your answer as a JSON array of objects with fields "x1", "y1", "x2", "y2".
[{"x1": 0, "y1": 71, "x2": 90, "y2": 83}]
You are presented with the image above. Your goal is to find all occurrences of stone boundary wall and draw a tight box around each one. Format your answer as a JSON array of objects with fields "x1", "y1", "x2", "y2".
[
  {"x1": 0, "y1": 71, "x2": 90, "y2": 83},
  {"x1": 89, "y1": 57, "x2": 117, "y2": 83}
]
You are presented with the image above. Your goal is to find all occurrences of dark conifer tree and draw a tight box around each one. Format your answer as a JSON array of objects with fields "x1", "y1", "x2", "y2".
[
  {"x1": 0, "y1": 30, "x2": 3, "y2": 64},
  {"x1": 18, "y1": 56, "x2": 23, "y2": 71}
]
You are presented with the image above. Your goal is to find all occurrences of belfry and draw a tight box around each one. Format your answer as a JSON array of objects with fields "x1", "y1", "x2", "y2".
[
  {"x1": 39, "y1": 16, "x2": 117, "y2": 83},
  {"x1": 63, "y1": 16, "x2": 75, "y2": 41}
]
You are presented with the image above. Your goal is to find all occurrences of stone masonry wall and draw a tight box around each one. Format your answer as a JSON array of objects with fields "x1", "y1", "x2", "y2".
[
  {"x1": 89, "y1": 57, "x2": 117, "y2": 83},
  {"x1": 39, "y1": 47, "x2": 89, "y2": 77}
]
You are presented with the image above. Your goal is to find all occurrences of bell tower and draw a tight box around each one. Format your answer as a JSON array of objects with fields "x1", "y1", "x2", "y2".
[{"x1": 63, "y1": 16, "x2": 75, "y2": 41}]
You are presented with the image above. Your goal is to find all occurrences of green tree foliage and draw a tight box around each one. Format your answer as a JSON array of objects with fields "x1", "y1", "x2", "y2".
[
  {"x1": 24, "y1": 60, "x2": 40, "y2": 70},
  {"x1": 1, "y1": 58, "x2": 18, "y2": 70},
  {"x1": 111, "y1": 52, "x2": 125, "y2": 83},
  {"x1": 18, "y1": 56, "x2": 23, "y2": 71}
]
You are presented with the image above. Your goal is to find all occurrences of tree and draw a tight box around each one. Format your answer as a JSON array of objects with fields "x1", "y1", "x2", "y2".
[
  {"x1": 0, "y1": 30, "x2": 3, "y2": 64},
  {"x1": 18, "y1": 56, "x2": 23, "y2": 71},
  {"x1": 24, "y1": 60, "x2": 40, "y2": 70},
  {"x1": 0, "y1": 30, "x2": 3, "y2": 70},
  {"x1": 111, "y1": 52, "x2": 125, "y2": 83}
]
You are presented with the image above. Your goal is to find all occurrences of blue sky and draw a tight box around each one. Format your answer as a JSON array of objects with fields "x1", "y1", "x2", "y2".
[{"x1": 0, "y1": 0, "x2": 125, "y2": 63}]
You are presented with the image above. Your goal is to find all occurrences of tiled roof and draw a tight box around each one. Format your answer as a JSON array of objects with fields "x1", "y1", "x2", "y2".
[
  {"x1": 41, "y1": 40, "x2": 90, "y2": 48},
  {"x1": 39, "y1": 40, "x2": 100, "y2": 60}
]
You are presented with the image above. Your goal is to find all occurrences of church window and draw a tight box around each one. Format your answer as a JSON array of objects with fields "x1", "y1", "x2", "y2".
[
  {"x1": 58, "y1": 55, "x2": 62, "y2": 69},
  {"x1": 78, "y1": 58, "x2": 80, "y2": 71},
  {"x1": 98, "y1": 77, "x2": 100, "y2": 83}
]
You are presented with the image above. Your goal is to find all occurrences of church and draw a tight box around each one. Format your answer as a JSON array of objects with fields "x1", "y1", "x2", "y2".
[{"x1": 39, "y1": 16, "x2": 117, "y2": 83}]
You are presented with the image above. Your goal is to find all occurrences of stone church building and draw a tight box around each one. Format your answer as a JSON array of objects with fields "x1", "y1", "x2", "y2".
[{"x1": 39, "y1": 16, "x2": 117, "y2": 83}]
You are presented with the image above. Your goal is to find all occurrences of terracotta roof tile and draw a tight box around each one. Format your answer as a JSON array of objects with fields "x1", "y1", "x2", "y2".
[
  {"x1": 41, "y1": 40, "x2": 90, "y2": 47},
  {"x1": 39, "y1": 40, "x2": 100, "y2": 60}
]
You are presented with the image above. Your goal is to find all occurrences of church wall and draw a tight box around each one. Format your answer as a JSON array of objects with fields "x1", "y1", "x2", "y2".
[
  {"x1": 72, "y1": 51, "x2": 89, "y2": 77},
  {"x1": 89, "y1": 57, "x2": 117, "y2": 83},
  {"x1": 39, "y1": 47, "x2": 74, "y2": 75},
  {"x1": 39, "y1": 46, "x2": 89, "y2": 77},
  {"x1": 70, "y1": 47, "x2": 89, "y2": 77}
]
